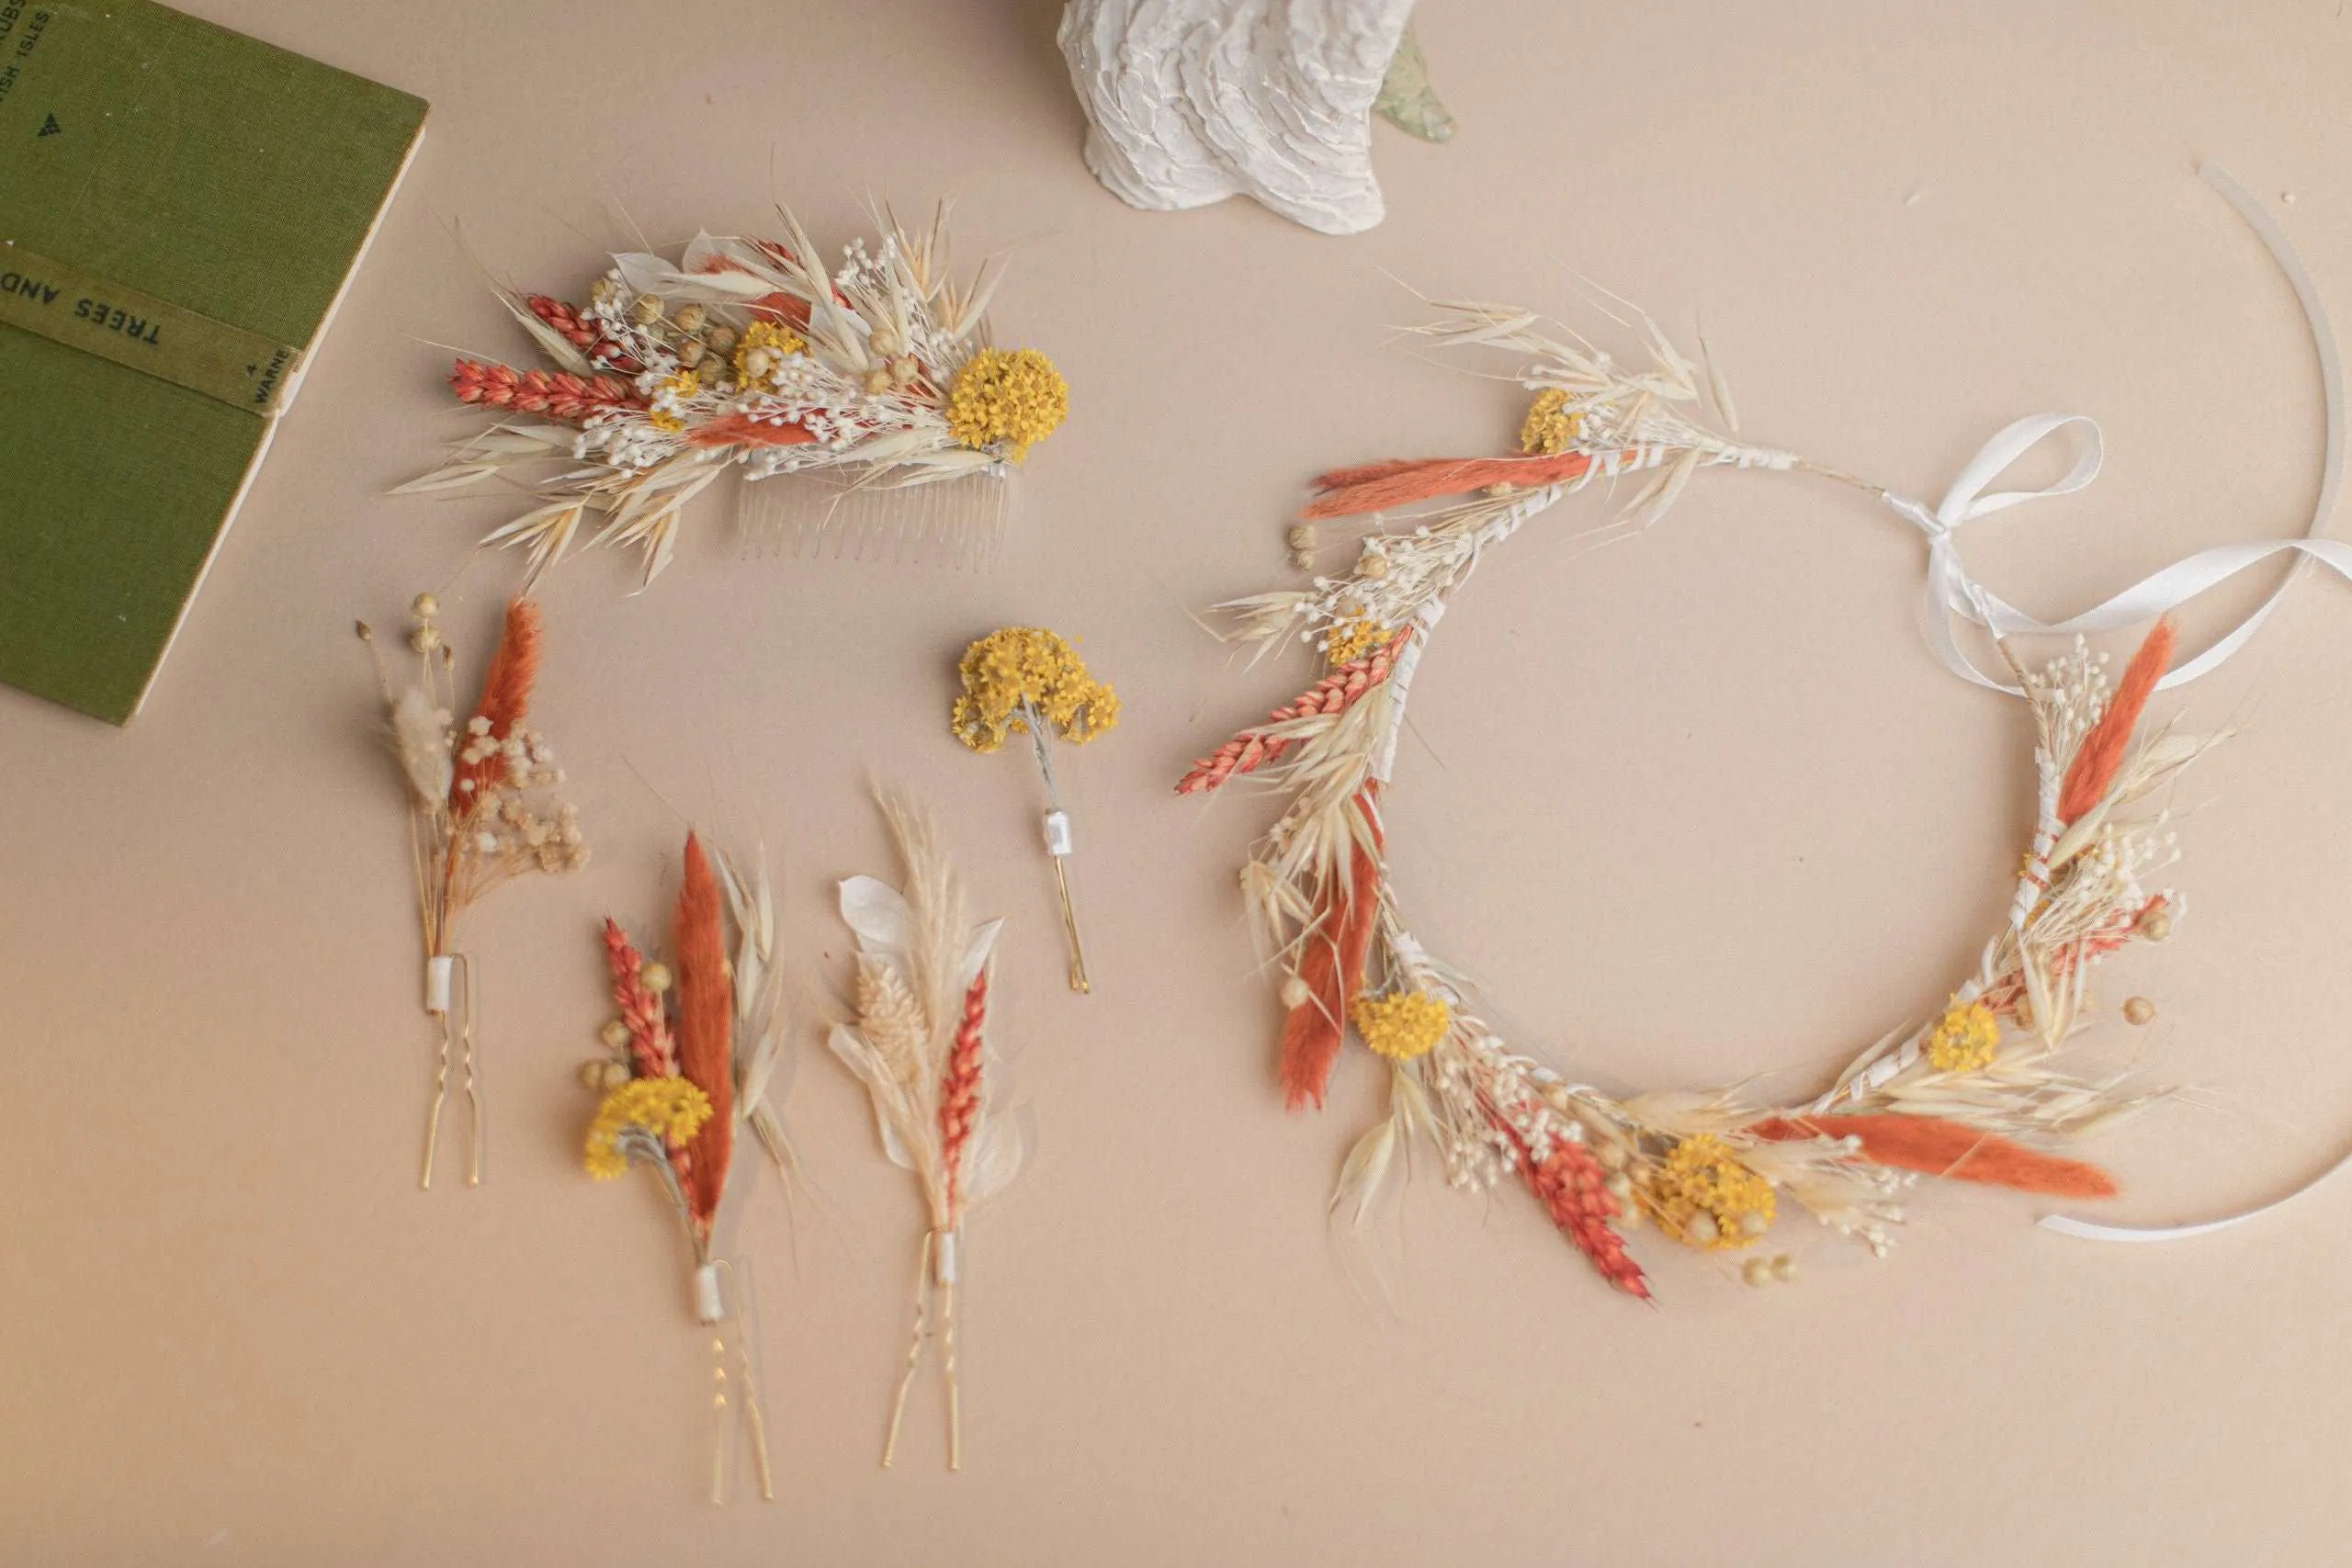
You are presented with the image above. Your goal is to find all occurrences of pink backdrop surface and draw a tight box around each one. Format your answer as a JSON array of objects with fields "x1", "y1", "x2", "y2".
[{"x1": 6, "y1": 2, "x2": 2351, "y2": 1562}]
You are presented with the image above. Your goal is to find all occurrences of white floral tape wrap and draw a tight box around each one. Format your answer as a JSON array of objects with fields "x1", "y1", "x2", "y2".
[{"x1": 1890, "y1": 163, "x2": 2352, "y2": 1242}]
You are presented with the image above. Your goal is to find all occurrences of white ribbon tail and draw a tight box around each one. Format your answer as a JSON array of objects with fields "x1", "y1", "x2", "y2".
[{"x1": 2041, "y1": 1139, "x2": 2352, "y2": 1242}]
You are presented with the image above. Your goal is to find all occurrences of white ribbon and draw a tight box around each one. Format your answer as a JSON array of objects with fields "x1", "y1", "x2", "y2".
[
  {"x1": 1930, "y1": 164, "x2": 2352, "y2": 1243},
  {"x1": 1890, "y1": 162, "x2": 2352, "y2": 695}
]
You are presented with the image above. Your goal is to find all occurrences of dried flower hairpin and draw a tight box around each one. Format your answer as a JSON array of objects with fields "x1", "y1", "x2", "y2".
[
  {"x1": 1180, "y1": 162, "x2": 2352, "y2": 1298},
  {"x1": 953, "y1": 627, "x2": 1117, "y2": 993},
  {"x1": 580, "y1": 832, "x2": 797, "y2": 1503},
  {"x1": 358, "y1": 595, "x2": 586, "y2": 1188},
  {"x1": 406, "y1": 206, "x2": 1069, "y2": 587},
  {"x1": 826, "y1": 795, "x2": 1028, "y2": 1469}
]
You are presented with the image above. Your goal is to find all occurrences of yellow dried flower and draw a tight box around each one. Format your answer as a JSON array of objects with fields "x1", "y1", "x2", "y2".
[
  {"x1": 952, "y1": 626, "x2": 1118, "y2": 752},
  {"x1": 1351, "y1": 990, "x2": 1451, "y2": 1061},
  {"x1": 1322, "y1": 616, "x2": 1385, "y2": 668},
  {"x1": 1519, "y1": 387, "x2": 1579, "y2": 456},
  {"x1": 945, "y1": 346, "x2": 1068, "y2": 460},
  {"x1": 1927, "y1": 997, "x2": 2000, "y2": 1073},
  {"x1": 646, "y1": 369, "x2": 700, "y2": 434},
  {"x1": 1645, "y1": 1134, "x2": 1775, "y2": 1250},
  {"x1": 582, "y1": 1075, "x2": 713, "y2": 1179},
  {"x1": 731, "y1": 318, "x2": 805, "y2": 389}
]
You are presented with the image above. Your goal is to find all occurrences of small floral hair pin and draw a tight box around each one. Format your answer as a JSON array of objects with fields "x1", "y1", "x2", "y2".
[
  {"x1": 357, "y1": 595, "x2": 586, "y2": 1188},
  {"x1": 580, "y1": 832, "x2": 797, "y2": 1503},
  {"x1": 827, "y1": 795, "x2": 1029, "y2": 1470},
  {"x1": 952, "y1": 627, "x2": 1117, "y2": 993},
  {"x1": 406, "y1": 205, "x2": 1069, "y2": 588}
]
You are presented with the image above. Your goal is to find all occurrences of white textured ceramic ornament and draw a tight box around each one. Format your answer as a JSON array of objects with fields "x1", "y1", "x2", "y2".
[{"x1": 1057, "y1": 0, "x2": 1420, "y2": 236}]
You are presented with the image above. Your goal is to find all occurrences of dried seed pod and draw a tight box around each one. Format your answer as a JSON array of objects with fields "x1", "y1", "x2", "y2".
[
  {"x1": 1284, "y1": 523, "x2": 1317, "y2": 552},
  {"x1": 2122, "y1": 996, "x2": 2157, "y2": 1026},
  {"x1": 629, "y1": 293, "x2": 664, "y2": 325},
  {"x1": 671, "y1": 303, "x2": 707, "y2": 333},
  {"x1": 705, "y1": 324, "x2": 739, "y2": 355},
  {"x1": 677, "y1": 340, "x2": 707, "y2": 369},
  {"x1": 2137, "y1": 907, "x2": 2173, "y2": 942}
]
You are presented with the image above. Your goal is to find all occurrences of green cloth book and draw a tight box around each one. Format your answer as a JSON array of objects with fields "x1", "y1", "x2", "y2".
[{"x1": 0, "y1": 1, "x2": 426, "y2": 723}]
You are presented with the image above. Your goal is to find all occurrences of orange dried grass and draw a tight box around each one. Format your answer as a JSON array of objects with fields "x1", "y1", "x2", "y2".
[
  {"x1": 1299, "y1": 452, "x2": 1596, "y2": 522},
  {"x1": 448, "y1": 598, "x2": 541, "y2": 814},
  {"x1": 1278, "y1": 785, "x2": 1385, "y2": 1111},
  {"x1": 673, "y1": 834, "x2": 735, "y2": 1234},
  {"x1": 2057, "y1": 619, "x2": 2176, "y2": 823},
  {"x1": 1747, "y1": 1112, "x2": 2119, "y2": 1199}
]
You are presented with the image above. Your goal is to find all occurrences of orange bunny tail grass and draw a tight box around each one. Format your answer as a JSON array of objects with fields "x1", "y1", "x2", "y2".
[
  {"x1": 2057, "y1": 618, "x2": 2177, "y2": 823},
  {"x1": 448, "y1": 598, "x2": 543, "y2": 812},
  {"x1": 684, "y1": 412, "x2": 818, "y2": 450},
  {"x1": 1277, "y1": 787, "x2": 1385, "y2": 1110},
  {"x1": 938, "y1": 967, "x2": 989, "y2": 1219},
  {"x1": 1505, "y1": 1124, "x2": 1649, "y2": 1300},
  {"x1": 673, "y1": 833, "x2": 735, "y2": 1235},
  {"x1": 1747, "y1": 1113, "x2": 2120, "y2": 1200},
  {"x1": 1299, "y1": 452, "x2": 1596, "y2": 522}
]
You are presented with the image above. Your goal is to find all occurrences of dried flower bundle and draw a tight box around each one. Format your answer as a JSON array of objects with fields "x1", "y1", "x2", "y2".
[
  {"x1": 827, "y1": 795, "x2": 1023, "y2": 1470},
  {"x1": 953, "y1": 627, "x2": 1117, "y2": 994},
  {"x1": 1176, "y1": 296, "x2": 2237, "y2": 1297},
  {"x1": 405, "y1": 207, "x2": 1068, "y2": 588},
  {"x1": 580, "y1": 832, "x2": 797, "y2": 1503},
  {"x1": 359, "y1": 595, "x2": 586, "y2": 1188}
]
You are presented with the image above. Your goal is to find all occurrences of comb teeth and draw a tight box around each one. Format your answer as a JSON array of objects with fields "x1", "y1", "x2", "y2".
[{"x1": 736, "y1": 472, "x2": 1010, "y2": 572}]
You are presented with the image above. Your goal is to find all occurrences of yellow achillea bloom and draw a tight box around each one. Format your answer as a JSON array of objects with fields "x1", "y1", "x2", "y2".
[
  {"x1": 945, "y1": 347, "x2": 1068, "y2": 460},
  {"x1": 583, "y1": 1075, "x2": 713, "y2": 1179},
  {"x1": 731, "y1": 319, "x2": 804, "y2": 389},
  {"x1": 1322, "y1": 616, "x2": 1385, "y2": 668},
  {"x1": 1645, "y1": 1134, "x2": 1775, "y2": 1250},
  {"x1": 1518, "y1": 387, "x2": 1579, "y2": 456},
  {"x1": 1926, "y1": 997, "x2": 2000, "y2": 1073},
  {"x1": 952, "y1": 626, "x2": 1118, "y2": 752},
  {"x1": 1351, "y1": 991, "x2": 1451, "y2": 1060}
]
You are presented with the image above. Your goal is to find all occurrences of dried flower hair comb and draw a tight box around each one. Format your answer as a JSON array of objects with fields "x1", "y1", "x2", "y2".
[
  {"x1": 358, "y1": 595, "x2": 586, "y2": 1188},
  {"x1": 826, "y1": 794, "x2": 1029, "y2": 1470},
  {"x1": 952, "y1": 627, "x2": 1118, "y2": 992},
  {"x1": 405, "y1": 206, "x2": 1068, "y2": 588},
  {"x1": 1180, "y1": 162, "x2": 2352, "y2": 1301},
  {"x1": 579, "y1": 832, "x2": 797, "y2": 1503}
]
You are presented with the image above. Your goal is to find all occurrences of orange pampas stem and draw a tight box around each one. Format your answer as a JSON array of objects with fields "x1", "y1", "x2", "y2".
[
  {"x1": 448, "y1": 598, "x2": 542, "y2": 813},
  {"x1": 1747, "y1": 1113, "x2": 2120, "y2": 1200},
  {"x1": 939, "y1": 969, "x2": 989, "y2": 1217},
  {"x1": 1278, "y1": 785, "x2": 1384, "y2": 1110},
  {"x1": 2057, "y1": 619, "x2": 2176, "y2": 823},
  {"x1": 1299, "y1": 451, "x2": 1596, "y2": 522},
  {"x1": 673, "y1": 834, "x2": 735, "y2": 1234}
]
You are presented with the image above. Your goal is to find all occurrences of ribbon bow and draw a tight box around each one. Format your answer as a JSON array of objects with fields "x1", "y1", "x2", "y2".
[{"x1": 1890, "y1": 163, "x2": 2352, "y2": 697}]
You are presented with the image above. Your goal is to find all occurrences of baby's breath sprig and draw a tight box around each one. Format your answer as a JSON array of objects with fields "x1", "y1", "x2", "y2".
[{"x1": 953, "y1": 627, "x2": 1117, "y2": 993}]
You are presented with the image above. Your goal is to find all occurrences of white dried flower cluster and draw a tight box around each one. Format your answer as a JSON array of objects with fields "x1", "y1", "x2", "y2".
[
  {"x1": 451, "y1": 717, "x2": 586, "y2": 877},
  {"x1": 1429, "y1": 1031, "x2": 1589, "y2": 1193}
]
